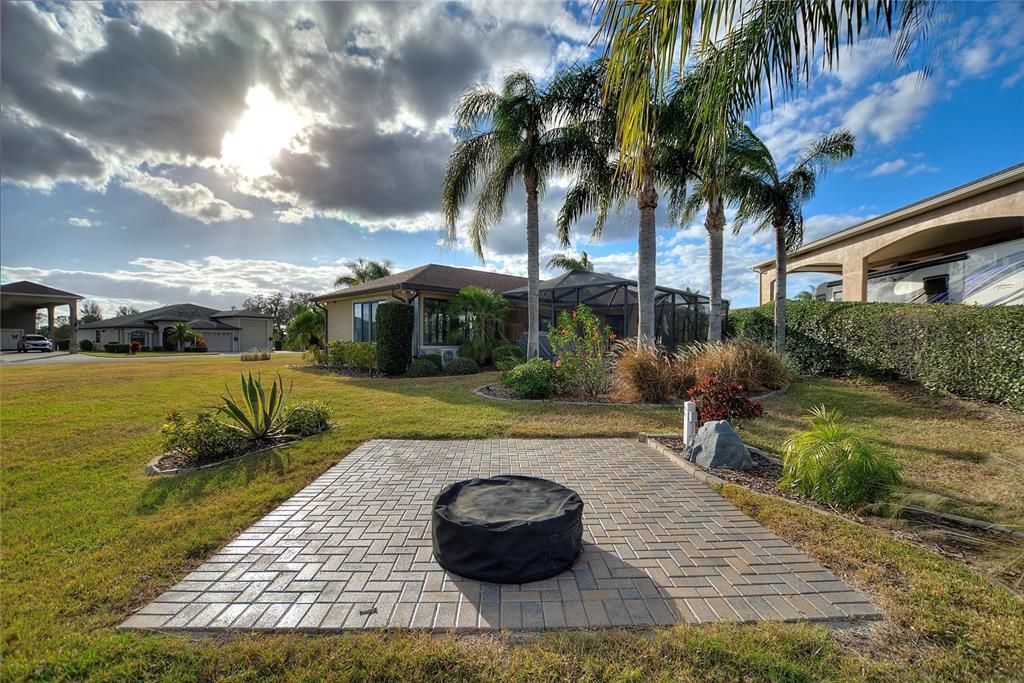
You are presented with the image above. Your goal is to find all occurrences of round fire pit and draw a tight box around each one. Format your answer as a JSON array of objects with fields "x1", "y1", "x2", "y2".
[{"x1": 432, "y1": 475, "x2": 584, "y2": 583}]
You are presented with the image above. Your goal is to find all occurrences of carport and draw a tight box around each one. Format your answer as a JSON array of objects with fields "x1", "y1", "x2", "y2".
[{"x1": 0, "y1": 281, "x2": 83, "y2": 352}]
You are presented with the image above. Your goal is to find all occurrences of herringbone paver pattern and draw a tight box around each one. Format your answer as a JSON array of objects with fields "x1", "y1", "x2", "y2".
[{"x1": 123, "y1": 439, "x2": 878, "y2": 631}]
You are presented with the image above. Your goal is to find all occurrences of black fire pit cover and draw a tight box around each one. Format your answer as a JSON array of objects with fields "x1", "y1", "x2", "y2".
[{"x1": 432, "y1": 475, "x2": 584, "y2": 583}]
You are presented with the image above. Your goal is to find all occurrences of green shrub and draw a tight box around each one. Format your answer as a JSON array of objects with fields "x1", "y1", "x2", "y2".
[
  {"x1": 375, "y1": 301, "x2": 414, "y2": 375},
  {"x1": 448, "y1": 286, "x2": 510, "y2": 364},
  {"x1": 730, "y1": 301, "x2": 1024, "y2": 409},
  {"x1": 612, "y1": 339, "x2": 676, "y2": 403},
  {"x1": 495, "y1": 357, "x2": 521, "y2": 372},
  {"x1": 406, "y1": 358, "x2": 441, "y2": 377},
  {"x1": 78, "y1": 339, "x2": 94, "y2": 351},
  {"x1": 492, "y1": 344, "x2": 524, "y2": 365},
  {"x1": 283, "y1": 400, "x2": 331, "y2": 436},
  {"x1": 549, "y1": 305, "x2": 613, "y2": 399},
  {"x1": 502, "y1": 358, "x2": 562, "y2": 399},
  {"x1": 326, "y1": 341, "x2": 377, "y2": 373},
  {"x1": 445, "y1": 357, "x2": 479, "y2": 375},
  {"x1": 421, "y1": 354, "x2": 444, "y2": 370},
  {"x1": 218, "y1": 372, "x2": 290, "y2": 441},
  {"x1": 304, "y1": 346, "x2": 328, "y2": 365},
  {"x1": 103, "y1": 342, "x2": 130, "y2": 353},
  {"x1": 781, "y1": 405, "x2": 901, "y2": 508},
  {"x1": 161, "y1": 410, "x2": 246, "y2": 466}
]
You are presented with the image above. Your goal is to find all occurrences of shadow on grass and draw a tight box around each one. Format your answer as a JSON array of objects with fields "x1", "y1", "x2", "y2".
[{"x1": 137, "y1": 449, "x2": 290, "y2": 514}]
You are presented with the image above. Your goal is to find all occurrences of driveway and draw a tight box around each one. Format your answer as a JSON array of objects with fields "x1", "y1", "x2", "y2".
[
  {"x1": 122, "y1": 438, "x2": 878, "y2": 632},
  {"x1": 0, "y1": 351, "x2": 302, "y2": 366}
]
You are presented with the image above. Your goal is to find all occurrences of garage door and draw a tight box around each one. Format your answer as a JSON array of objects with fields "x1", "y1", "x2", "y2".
[
  {"x1": 203, "y1": 331, "x2": 234, "y2": 352},
  {"x1": 239, "y1": 321, "x2": 269, "y2": 351}
]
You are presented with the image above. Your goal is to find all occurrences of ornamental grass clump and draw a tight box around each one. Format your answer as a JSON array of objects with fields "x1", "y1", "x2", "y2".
[
  {"x1": 612, "y1": 338, "x2": 676, "y2": 403},
  {"x1": 675, "y1": 339, "x2": 792, "y2": 393},
  {"x1": 781, "y1": 405, "x2": 902, "y2": 509},
  {"x1": 219, "y1": 372, "x2": 291, "y2": 441}
]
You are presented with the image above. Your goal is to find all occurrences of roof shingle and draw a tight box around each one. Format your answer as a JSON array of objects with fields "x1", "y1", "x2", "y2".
[{"x1": 312, "y1": 264, "x2": 528, "y2": 301}]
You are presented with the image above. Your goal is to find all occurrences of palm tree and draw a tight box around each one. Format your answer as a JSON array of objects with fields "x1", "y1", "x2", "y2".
[
  {"x1": 335, "y1": 258, "x2": 392, "y2": 287},
  {"x1": 447, "y1": 286, "x2": 510, "y2": 364},
  {"x1": 793, "y1": 288, "x2": 816, "y2": 301},
  {"x1": 285, "y1": 304, "x2": 326, "y2": 350},
  {"x1": 166, "y1": 322, "x2": 199, "y2": 352},
  {"x1": 595, "y1": 0, "x2": 928, "y2": 177},
  {"x1": 555, "y1": 62, "x2": 690, "y2": 344},
  {"x1": 547, "y1": 251, "x2": 594, "y2": 272},
  {"x1": 442, "y1": 70, "x2": 597, "y2": 358},
  {"x1": 729, "y1": 129, "x2": 856, "y2": 354}
]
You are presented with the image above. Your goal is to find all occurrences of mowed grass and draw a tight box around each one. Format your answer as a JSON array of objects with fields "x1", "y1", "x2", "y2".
[
  {"x1": 738, "y1": 377, "x2": 1024, "y2": 529},
  {"x1": 1, "y1": 356, "x2": 1022, "y2": 681}
]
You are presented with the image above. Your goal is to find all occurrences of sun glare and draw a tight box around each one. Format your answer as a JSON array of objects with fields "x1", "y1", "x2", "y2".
[{"x1": 220, "y1": 85, "x2": 303, "y2": 178}]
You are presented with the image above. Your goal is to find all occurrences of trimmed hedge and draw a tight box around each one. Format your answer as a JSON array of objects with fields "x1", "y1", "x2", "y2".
[
  {"x1": 729, "y1": 301, "x2": 1024, "y2": 410},
  {"x1": 375, "y1": 301, "x2": 414, "y2": 376},
  {"x1": 78, "y1": 339, "x2": 94, "y2": 351},
  {"x1": 445, "y1": 357, "x2": 480, "y2": 375},
  {"x1": 406, "y1": 358, "x2": 441, "y2": 377},
  {"x1": 103, "y1": 342, "x2": 130, "y2": 353}
]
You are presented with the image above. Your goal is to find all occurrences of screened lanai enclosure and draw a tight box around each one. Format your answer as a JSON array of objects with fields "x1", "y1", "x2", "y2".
[{"x1": 503, "y1": 270, "x2": 725, "y2": 355}]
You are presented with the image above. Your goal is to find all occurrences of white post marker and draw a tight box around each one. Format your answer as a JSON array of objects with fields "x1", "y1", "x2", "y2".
[{"x1": 683, "y1": 401, "x2": 698, "y2": 447}]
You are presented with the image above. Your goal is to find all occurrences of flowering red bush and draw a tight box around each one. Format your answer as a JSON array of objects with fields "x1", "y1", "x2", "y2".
[
  {"x1": 688, "y1": 373, "x2": 763, "y2": 427},
  {"x1": 130, "y1": 341, "x2": 141, "y2": 354},
  {"x1": 195, "y1": 338, "x2": 208, "y2": 348}
]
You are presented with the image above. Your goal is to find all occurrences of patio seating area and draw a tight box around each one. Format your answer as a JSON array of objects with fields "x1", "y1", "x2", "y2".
[{"x1": 123, "y1": 438, "x2": 877, "y2": 632}]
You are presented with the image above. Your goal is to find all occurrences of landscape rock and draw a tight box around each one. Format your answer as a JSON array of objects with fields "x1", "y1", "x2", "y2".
[{"x1": 685, "y1": 420, "x2": 754, "y2": 470}]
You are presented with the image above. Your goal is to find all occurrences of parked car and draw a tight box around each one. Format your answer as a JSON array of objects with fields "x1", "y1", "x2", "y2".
[{"x1": 17, "y1": 334, "x2": 54, "y2": 353}]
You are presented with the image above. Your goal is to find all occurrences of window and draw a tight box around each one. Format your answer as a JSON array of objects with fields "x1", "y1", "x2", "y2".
[
  {"x1": 353, "y1": 301, "x2": 383, "y2": 341},
  {"x1": 95, "y1": 331, "x2": 101, "y2": 343},
  {"x1": 923, "y1": 274, "x2": 949, "y2": 303},
  {"x1": 130, "y1": 331, "x2": 146, "y2": 345},
  {"x1": 423, "y1": 298, "x2": 460, "y2": 345}
]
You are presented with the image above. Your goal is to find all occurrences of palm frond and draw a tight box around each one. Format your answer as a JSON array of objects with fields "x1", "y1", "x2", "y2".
[
  {"x1": 441, "y1": 131, "x2": 501, "y2": 236},
  {"x1": 469, "y1": 154, "x2": 521, "y2": 257}
]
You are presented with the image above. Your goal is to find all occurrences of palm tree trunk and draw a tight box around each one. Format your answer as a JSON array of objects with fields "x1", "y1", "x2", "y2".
[
  {"x1": 773, "y1": 221, "x2": 787, "y2": 356},
  {"x1": 636, "y1": 169, "x2": 658, "y2": 345},
  {"x1": 705, "y1": 190, "x2": 726, "y2": 342},
  {"x1": 525, "y1": 169, "x2": 541, "y2": 359}
]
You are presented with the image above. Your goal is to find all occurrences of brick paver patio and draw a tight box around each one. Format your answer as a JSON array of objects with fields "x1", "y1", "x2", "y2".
[{"x1": 122, "y1": 438, "x2": 879, "y2": 632}]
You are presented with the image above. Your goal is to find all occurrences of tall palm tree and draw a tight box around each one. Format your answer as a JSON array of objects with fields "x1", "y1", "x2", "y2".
[
  {"x1": 442, "y1": 70, "x2": 596, "y2": 358},
  {"x1": 595, "y1": 0, "x2": 928, "y2": 176},
  {"x1": 555, "y1": 62, "x2": 692, "y2": 344},
  {"x1": 166, "y1": 322, "x2": 199, "y2": 352},
  {"x1": 729, "y1": 128, "x2": 856, "y2": 354},
  {"x1": 335, "y1": 258, "x2": 393, "y2": 287},
  {"x1": 547, "y1": 251, "x2": 594, "y2": 272}
]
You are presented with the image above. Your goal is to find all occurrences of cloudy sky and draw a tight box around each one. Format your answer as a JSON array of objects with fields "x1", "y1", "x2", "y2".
[{"x1": 2, "y1": 1, "x2": 1023, "y2": 314}]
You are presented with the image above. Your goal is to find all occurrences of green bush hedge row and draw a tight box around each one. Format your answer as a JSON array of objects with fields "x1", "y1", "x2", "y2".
[
  {"x1": 320, "y1": 341, "x2": 377, "y2": 372},
  {"x1": 728, "y1": 301, "x2": 1024, "y2": 410}
]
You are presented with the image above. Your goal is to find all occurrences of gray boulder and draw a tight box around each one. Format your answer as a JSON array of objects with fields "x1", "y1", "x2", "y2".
[{"x1": 685, "y1": 420, "x2": 753, "y2": 470}]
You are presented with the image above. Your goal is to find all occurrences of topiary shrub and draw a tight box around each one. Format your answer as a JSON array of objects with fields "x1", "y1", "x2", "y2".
[
  {"x1": 731, "y1": 301, "x2": 1024, "y2": 409},
  {"x1": 406, "y1": 358, "x2": 441, "y2": 377},
  {"x1": 375, "y1": 301, "x2": 414, "y2": 375},
  {"x1": 492, "y1": 343, "x2": 525, "y2": 365},
  {"x1": 502, "y1": 358, "x2": 562, "y2": 399},
  {"x1": 781, "y1": 405, "x2": 901, "y2": 508},
  {"x1": 78, "y1": 339, "x2": 94, "y2": 351},
  {"x1": 445, "y1": 357, "x2": 479, "y2": 375}
]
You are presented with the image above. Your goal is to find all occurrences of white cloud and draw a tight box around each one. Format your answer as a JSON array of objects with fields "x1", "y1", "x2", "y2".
[
  {"x1": 68, "y1": 216, "x2": 97, "y2": 227},
  {"x1": 121, "y1": 173, "x2": 253, "y2": 224},
  {"x1": 842, "y1": 71, "x2": 936, "y2": 144},
  {"x1": 868, "y1": 159, "x2": 908, "y2": 177}
]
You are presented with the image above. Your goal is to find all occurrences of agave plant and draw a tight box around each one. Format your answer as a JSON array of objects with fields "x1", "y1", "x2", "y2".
[{"x1": 219, "y1": 372, "x2": 291, "y2": 441}]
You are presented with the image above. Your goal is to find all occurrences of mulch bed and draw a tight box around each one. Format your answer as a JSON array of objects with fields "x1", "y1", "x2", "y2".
[{"x1": 151, "y1": 438, "x2": 297, "y2": 472}]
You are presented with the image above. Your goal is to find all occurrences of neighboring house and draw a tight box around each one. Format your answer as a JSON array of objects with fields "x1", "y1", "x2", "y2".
[
  {"x1": 0, "y1": 280, "x2": 83, "y2": 351},
  {"x1": 312, "y1": 263, "x2": 718, "y2": 360},
  {"x1": 76, "y1": 303, "x2": 274, "y2": 352},
  {"x1": 753, "y1": 163, "x2": 1024, "y2": 305}
]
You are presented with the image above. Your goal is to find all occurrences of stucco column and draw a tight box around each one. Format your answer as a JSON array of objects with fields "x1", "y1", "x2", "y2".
[
  {"x1": 69, "y1": 301, "x2": 79, "y2": 353},
  {"x1": 842, "y1": 255, "x2": 868, "y2": 302},
  {"x1": 758, "y1": 271, "x2": 776, "y2": 305},
  {"x1": 47, "y1": 305, "x2": 56, "y2": 336}
]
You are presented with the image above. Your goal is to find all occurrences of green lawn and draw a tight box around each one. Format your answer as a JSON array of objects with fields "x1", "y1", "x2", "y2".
[
  {"x1": 81, "y1": 351, "x2": 221, "y2": 358},
  {"x1": 1, "y1": 356, "x2": 1021, "y2": 681}
]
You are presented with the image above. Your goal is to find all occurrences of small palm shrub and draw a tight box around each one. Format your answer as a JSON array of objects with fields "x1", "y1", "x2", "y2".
[
  {"x1": 687, "y1": 374, "x2": 763, "y2": 427},
  {"x1": 492, "y1": 344, "x2": 524, "y2": 365},
  {"x1": 549, "y1": 305, "x2": 613, "y2": 399},
  {"x1": 406, "y1": 358, "x2": 441, "y2": 377},
  {"x1": 612, "y1": 338, "x2": 676, "y2": 403},
  {"x1": 78, "y1": 339, "x2": 94, "y2": 351},
  {"x1": 676, "y1": 340, "x2": 792, "y2": 393},
  {"x1": 781, "y1": 405, "x2": 901, "y2": 508},
  {"x1": 283, "y1": 401, "x2": 331, "y2": 437},
  {"x1": 502, "y1": 358, "x2": 562, "y2": 399},
  {"x1": 445, "y1": 357, "x2": 480, "y2": 375},
  {"x1": 219, "y1": 372, "x2": 291, "y2": 441},
  {"x1": 161, "y1": 410, "x2": 246, "y2": 466}
]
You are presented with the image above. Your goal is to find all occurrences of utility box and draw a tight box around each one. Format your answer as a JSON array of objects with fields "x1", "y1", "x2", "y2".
[{"x1": 1, "y1": 329, "x2": 24, "y2": 351}]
